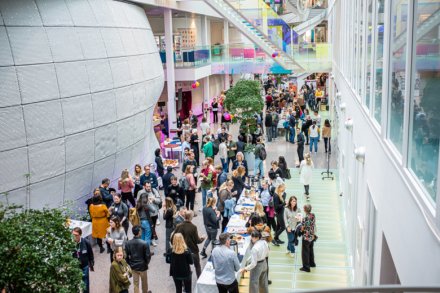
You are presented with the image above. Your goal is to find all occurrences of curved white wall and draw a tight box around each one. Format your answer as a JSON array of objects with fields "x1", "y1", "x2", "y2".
[{"x1": 0, "y1": 0, "x2": 164, "y2": 209}]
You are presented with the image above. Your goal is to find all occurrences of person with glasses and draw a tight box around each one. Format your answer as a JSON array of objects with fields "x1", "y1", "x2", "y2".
[{"x1": 72, "y1": 227, "x2": 94, "y2": 293}]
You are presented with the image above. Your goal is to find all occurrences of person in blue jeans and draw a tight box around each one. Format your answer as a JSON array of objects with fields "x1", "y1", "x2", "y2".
[
  {"x1": 136, "y1": 184, "x2": 153, "y2": 246},
  {"x1": 288, "y1": 114, "x2": 296, "y2": 144},
  {"x1": 254, "y1": 138, "x2": 266, "y2": 178},
  {"x1": 284, "y1": 196, "x2": 301, "y2": 256},
  {"x1": 308, "y1": 121, "x2": 320, "y2": 153}
]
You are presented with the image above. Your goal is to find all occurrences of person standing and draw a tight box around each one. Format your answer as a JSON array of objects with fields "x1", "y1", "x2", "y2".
[
  {"x1": 140, "y1": 165, "x2": 158, "y2": 190},
  {"x1": 133, "y1": 165, "x2": 143, "y2": 200},
  {"x1": 118, "y1": 169, "x2": 135, "y2": 208},
  {"x1": 162, "y1": 166, "x2": 175, "y2": 197},
  {"x1": 125, "y1": 226, "x2": 152, "y2": 293},
  {"x1": 169, "y1": 233, "x2": 194, "y2": 293},
  {"x1": 199, "y1": 160, "x2": 214, "y2": 208},
  {"x1": 322, "y1": 119, "x2": 332, "y2": 153},
  {"x1": 226, "y1": 134, "x2": 237, "y2": 168},
  {"x1": 300, "y1": 204, "x2": 316, "y2": 272},
  {"x1": 109, "y1": 193, "x2": 129, "y2": 234},
  {"x1": 272, "y1": 184, "x2": 286, "y2": 246},
  {"x1": 189, "y1": 109, "x2": 198, "y2": 130},
  {"x1": 211, "y1": 233, "x2": 240, "y2": 293},
  {"x1": 301, "y1": 116, "x2": 313, "y2": 145},
  {"x1": 219, "y1": 138, "x2": 228, "y2": 172},
  {"x1": 299, "y1": 153, "x2": 314, "y2": 201},
  {"x1": 72, "y1": 227, "x2": 94, "y2": 293},
  {"x1": 89, "y1": 192, "x2": 109, "y2": 253},
  {"x1": 163, "y1": 197, "x2": 177, "y2": 252},
  {"x1": 202, "y1": 136, "x2": 214, "y2": 159},
  {"x1": 200, "y1": 197, "x2": 221, "y2": 259},
  {"x1": 284, "y1": 196, "x2": 301, "y2": 256},
  {"x1": 106, "y1": 216, "x2": 127, "y2": 261},
  {"x1": 109, "y1": 247, "x2": 132, "y2": 293},
  {"x1": 211, "y1": 97, "x2": 219, "y2": 123},
  {"x1": 136, "y1": 183, "x2": 153, "y2": 246},
  {"x1": 154, "y1": 148, "x2": 165, "y2": 188},
  {"x1": 308, "y1": 121, "x2": 320, "y2": 154},
  {"x1": 296, "y1": 128, "x2": 305, "y2": 165},
  {"x1": 99, "y1": 178, "x2": 113, "y2": 207},
  {"x1": 240, "y1": 230, "x2": 269, "y2": 293},
  {"x1": 184, "y1": 165, "x2": 197, "y2": 211},
  {"x1": 190, "y1": 129, "x2": 200, "y2": 166},
  {"x1": 173, "y1": 210, "x2": 206, "y2": 278},
  {"x1": 254, "y1": 137, "x2": 266, "y2": 179},
  {"x1": 264, "y1": 110, "x2": 273, "y2": 142}
]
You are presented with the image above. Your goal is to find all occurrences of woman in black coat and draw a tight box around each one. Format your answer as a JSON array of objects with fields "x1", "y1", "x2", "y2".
[
  {"x1": 272, "y1": 184, "x2": 286, "y2": 246},
  {"x1": 231, "y1": 166, "x2": 249, "y2": 199},
  {"x1": 170, "y1": 233, "x2": 194, "y2": 293},
  {"x1": 278, "y1": 156, "x2": 289, "y2": 180}
]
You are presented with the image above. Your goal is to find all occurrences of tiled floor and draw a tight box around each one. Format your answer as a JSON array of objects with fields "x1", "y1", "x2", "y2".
[{"x1": 89, "y1": 108, "x2": 348, "y2": 293}]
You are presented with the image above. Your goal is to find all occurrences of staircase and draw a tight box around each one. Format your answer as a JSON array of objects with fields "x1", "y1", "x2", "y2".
[
  {"x1": 393, "y1": 8, "x2": 440, "y2": 51},
  {"x1": 204, "y1": 0, "x2": 305, "y2": 73}
]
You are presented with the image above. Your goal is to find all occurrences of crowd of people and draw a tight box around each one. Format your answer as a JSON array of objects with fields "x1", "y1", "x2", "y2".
[{"x1": 72, "y1": 75, "x2": 328, "y2": 293}]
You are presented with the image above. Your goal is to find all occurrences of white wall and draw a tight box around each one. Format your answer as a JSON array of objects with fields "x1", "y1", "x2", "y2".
[
  {"x1": 0, "y1": 0, "x2": 164, "y2": 209},
  {"x1": 149, "y1": 16, "x2": 203, "y2": 46},
  {"x1": 333, "y1": 67, "x2": 440, "y2": 285}
]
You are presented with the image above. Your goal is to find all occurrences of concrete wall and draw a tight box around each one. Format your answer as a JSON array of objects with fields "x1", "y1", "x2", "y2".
[{"x1": 0, "y1": 0, "x2": 164, "y2": 209}]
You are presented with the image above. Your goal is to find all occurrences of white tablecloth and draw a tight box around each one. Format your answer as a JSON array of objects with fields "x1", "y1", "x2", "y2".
[
  {"x1": 69, "y1": 220, "x2": 92, "y2": 237},
  {"x1": 195, "y1": 193, "x2": 257, "y2": 293}
]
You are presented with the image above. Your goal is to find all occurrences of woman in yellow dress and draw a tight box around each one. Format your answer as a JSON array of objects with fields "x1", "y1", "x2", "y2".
[{"x1": 89, "y1": 189, "x2": 110, "y2": 253}]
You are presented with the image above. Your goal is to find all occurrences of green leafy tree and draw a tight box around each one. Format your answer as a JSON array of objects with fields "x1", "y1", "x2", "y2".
[
  {"x1": 0, "y1": 203, "x2": 83, "y2": 293},
  {"x1": 224, "y1": 80, "x2": 264, "y2": 134}
]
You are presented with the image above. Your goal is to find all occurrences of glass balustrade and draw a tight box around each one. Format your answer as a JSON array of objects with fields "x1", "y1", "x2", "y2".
[{"x1": 159, "y1": 42, "x2": 331, "y2": 73}]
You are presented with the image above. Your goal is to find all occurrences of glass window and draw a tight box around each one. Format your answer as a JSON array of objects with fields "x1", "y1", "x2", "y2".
[
  {"x1": 353, "y1": 0, "x2": 358, "y2": 86},
  {"x1": 408, "y1": 0, "x2": 440, "y2": 202},
  {"x1": 365, "y1": 0, "x2": 374, "y2": 109},
  {"x1": 358, "y1": 0, "x2": 365, "y2": 97},
  {"x1": 373, "y1": 0, "x2": 385, "y2": 123},
  {"x1": 388, "y1": 0, "x2": 409, "y2": 153}
]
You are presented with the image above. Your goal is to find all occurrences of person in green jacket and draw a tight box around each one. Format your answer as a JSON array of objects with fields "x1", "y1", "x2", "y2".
[
  {"x1": 202, "y1": 136, "x2": 214, "y2": 159},
  {"x1": 109, "y1": 246, "x2": 132, "y2": 293}
]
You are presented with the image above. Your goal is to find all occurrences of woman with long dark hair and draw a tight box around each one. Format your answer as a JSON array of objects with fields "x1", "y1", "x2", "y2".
[
  {"x1": 272, "y1": 184, "x2": 286, "y2": 246},
  {"x1": 284, "y1": 196, "x2": 301, "y2": 256},
  {"x1": 322, "y1": 119, "x2": 332, "y2": 153},
  {"x1": 278, "y1": 156, "x2": 290, "y2": 180},
  {"x1": 133, "y1": 164, "x2": 143, "y2": 199}
]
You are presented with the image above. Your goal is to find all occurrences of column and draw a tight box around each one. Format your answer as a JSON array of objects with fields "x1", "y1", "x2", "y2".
[
  {"x1": 164, "y1": 9, "x2": 176, "y2": 134},
  {"x1": 203, "y1": 77, "x2": 210, "y2": 121},
  {"x1": 223, "y1": 20, "x2": 230, "y2": 90}
]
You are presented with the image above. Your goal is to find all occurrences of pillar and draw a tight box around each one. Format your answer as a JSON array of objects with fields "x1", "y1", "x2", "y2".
[
  {"x1": 164, "y1": 9, "x2": 176, "y2": 133},
  {"x1": 223, "y1": 20, "x2": 230, "y2": 90}
]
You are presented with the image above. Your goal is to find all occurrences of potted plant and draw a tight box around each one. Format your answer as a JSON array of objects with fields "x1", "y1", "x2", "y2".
[{"x1": 224, "y1": 80, "x2": 264, "y2": 173}]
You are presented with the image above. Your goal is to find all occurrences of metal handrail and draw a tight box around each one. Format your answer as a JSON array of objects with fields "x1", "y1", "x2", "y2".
[{"x1": 305, "y1": 286, "x2": 440, "y2": 293}]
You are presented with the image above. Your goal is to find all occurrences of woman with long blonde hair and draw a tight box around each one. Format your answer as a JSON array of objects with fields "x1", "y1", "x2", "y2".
[
  {"x1": 299, "y1": 153, "x2": 314, "y2": 200},
  {"x1": 272, "y1": 183, "x2": 287, "y2": 246},
  {"x1": 118, "y1": 169, "x2": 135, "y2": 207},
  {"x1": 170, "y1": 233, "x2": 193, "y2": 293}
]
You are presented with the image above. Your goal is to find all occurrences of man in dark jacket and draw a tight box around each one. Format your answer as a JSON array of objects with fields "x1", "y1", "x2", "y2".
[
  {"x1": 264, "y1": 110, "x2": 273, "y2": 142},
  {"x1": 162, "y1": 166, "x2": 174, "y2": 196},
  {"x1": 99, "y1": 178, "x2": 113, "y2": 207},
  {"x1": 172, "y1": 210, "x2": 206, "y2": 278},
  {"x1": 72, "y1": 227, "x2": 94, "y2": 293},
  {"x1": 126, "y1": 226, "x2": 151, "y2": 293},
  {"x1": 166, "y1": 176, "x2": 185, "y2": 206},
  {"x1": 296, "y1": 128, "x2": 305, "y2": 165},
  {"x1": 140, "y1": 165, "x2": 158, "y2": 190}
]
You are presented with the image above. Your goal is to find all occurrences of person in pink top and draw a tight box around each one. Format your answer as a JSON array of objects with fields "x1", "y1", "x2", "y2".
[
  {"x1": 185, "y1": 165, "x2": 197, "y2": 212},
  {"x1": 118, "y1": 169, "x2": 135, "y2": 207}
]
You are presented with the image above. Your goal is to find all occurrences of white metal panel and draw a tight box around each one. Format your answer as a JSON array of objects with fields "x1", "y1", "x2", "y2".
[
  {"x1": 110, "y1": 57, "x2": 132, "y2": 88},
  {"x1": 0, "y1": 67, "x2": 21, "y2": 107},
  {"x1": 64, "y1": 164, "x2": 93, "y2": 201},
  {"x1": 17, "y1": 63, "x2": 59, "y2": 104},
  {"x1": 0, "y1": 147, "x2": 29, "y2": 193},
  {"x1": 62, "y1": 94, "x2": 94, "y2": 135},
  {"x1": 0, "y1": 0, "x2": 42, "y2": 26},
  {"x1": 91, "y1": 90, "x2": 117, "y2": 127},
  {"x1": 56, "y1": 61, "x2": 90, "y2": 98},
  {"x1": 28, "y1": 138, "x2": 65, "y2": 184},
  {"x1": 7, "y1": 27, "x2": 52, "y2": 65},
  {"x1": 65, "y1": 130, "x2": 95, "y2": 172},
  {"x1": 114, "y1": 86, "x2": 134, "y2": 120},
  {"x1": 30, "y1": 174, "x2": 65, "y2": 209},
  {"x1": 94, "y1": 123, "x2": 117, "y2": 160},
  {"x1": 65, "y1": 0, "x2": 97, "y2": 27},
  {"x1": 0, "y1": 106, "x2": 26, "y2": 152},
  {"x1": 100, "y1": 27, "x2": 125, "y2": 58},
  {"x1": 86, "y1": 59, "x2": 114, "y2": 93},
  {"x1": 46, "y1": 27, "x2": 84, "y2": 62},
  {"x1": 23, "y1": 100, "x2": 64, "y2": 145},
  {"x1": 35, "y1": 0, "x2": 73, "y2": 26},
  {"x1": 76, "y1": 27, "x2": 107, "y2": 59},
  {"x1": 0, "y1": 27, "x2": 14, "y2": 66}
]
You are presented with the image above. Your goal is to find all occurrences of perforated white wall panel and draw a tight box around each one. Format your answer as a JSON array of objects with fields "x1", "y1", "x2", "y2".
[{"x1": 0, "y1": 0, "x2": 164, "y2": 209}]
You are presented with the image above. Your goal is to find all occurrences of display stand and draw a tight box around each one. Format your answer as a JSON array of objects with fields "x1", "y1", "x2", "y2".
[{"x1": 321, "y1": 152, "x2": 334, "y2": 180}]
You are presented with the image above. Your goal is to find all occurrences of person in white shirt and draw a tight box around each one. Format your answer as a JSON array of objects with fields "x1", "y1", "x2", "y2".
[
  {"x1": 240, "y1": 230, "x2": 269, "y2": 293},
  {"x1": 219, "y1": 138, "x2": 228, "y2": 172}
]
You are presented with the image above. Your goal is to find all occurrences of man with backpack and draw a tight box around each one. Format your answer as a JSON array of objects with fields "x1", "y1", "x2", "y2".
[{"x1": 254, "y1": 137, "x2": 266, "y2": 179}]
